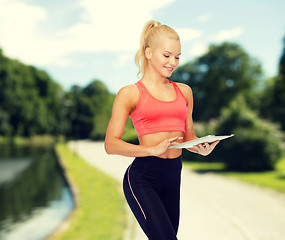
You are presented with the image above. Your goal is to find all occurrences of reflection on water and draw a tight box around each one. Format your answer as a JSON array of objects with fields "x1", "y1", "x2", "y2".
[{"x1": 0, "y1": 145, "x2": 74, "y2": 240}]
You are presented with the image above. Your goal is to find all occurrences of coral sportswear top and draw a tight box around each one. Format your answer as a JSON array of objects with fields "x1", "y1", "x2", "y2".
[{"x1": 130, "y1": 80, "x2": 187, "y2": 137}]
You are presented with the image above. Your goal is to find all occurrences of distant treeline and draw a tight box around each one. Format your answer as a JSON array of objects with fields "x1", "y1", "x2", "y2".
[
  {"x1": 0, "y1": 38, "x2": 284, "y2": 141},
  {"x1": 170, "y1": 41, "x2": 285, "y2": 131},
  {"x1": 0, "y1": 48, "x2": 114, "y2": 140}
]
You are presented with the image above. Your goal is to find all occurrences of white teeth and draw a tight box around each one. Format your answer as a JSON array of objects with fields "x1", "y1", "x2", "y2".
[{"x1": 165, "y1": 66, "x2": 174, "y2": 70}]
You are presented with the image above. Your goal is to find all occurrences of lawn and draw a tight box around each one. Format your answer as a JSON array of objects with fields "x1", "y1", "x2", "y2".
[
  {"x1": 51, "y1": 143, "x2": 126, "y2": 240},
  {"x1": 183, "y1": 157, "x2": 285, "y2": 193}
]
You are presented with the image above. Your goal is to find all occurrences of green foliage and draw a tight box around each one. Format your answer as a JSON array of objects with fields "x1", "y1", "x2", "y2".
[
  {"x1": 65, "y1": 80, "x2": 115, "y2": 139},
  {"x1": 214, "y1": 96, "x2": 284, "y2": 171},
  {"x1": 0, "y1": 48, "x2": 114, "y2": 140},
  {"x1": 260, "y1": 35, "x2": 285, "y2": 130},
  {"x1": 0, "y1": 49, "x2": 67, "y2": 137},
  {"x1": 170, "y1": 42, "x2": 263, "y2": 121},
  {"x1": 279, "y1": 35, "x2": 285, "y2": 77}
]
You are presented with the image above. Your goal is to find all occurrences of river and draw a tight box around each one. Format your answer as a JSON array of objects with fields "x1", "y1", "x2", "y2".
[{"x1": 0, "y1": 144, "x2": 74, "y2": 240}]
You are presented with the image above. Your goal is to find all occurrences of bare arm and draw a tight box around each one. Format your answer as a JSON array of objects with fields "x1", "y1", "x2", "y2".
[{"x1": 105, "y1": 85, "x2": 149, "y2": 157}]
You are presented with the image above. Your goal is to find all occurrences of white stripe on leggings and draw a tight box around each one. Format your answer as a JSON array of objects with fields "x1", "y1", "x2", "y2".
[{"x1": 127, "y1": 164, "x2": 147, "y2": 220}]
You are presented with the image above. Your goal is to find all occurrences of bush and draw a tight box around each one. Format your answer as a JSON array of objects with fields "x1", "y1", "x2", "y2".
[{"x1": 214, "y1": 95, "x2": 284, "y2": 171}]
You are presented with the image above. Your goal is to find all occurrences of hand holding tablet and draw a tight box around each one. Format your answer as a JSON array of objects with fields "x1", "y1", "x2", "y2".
[{"x1": 169, "y1": 134, "x2": 234, "y2": 149}]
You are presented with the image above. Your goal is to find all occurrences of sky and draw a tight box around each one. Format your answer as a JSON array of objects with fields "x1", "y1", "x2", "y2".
[{"x1": 0, "y1": 0, "x2": 284, "y2": 93}]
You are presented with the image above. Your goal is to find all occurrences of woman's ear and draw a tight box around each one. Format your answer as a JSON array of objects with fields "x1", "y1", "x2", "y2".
[{"x1": 145, "y1": 47, "x2": 152, "y2": 60}]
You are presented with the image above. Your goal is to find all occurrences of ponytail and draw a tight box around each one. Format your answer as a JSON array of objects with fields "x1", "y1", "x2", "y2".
[
  {"x1": 135, "y1": 20, "x2": 161, "y2": 77},
  {"x1": 134, "y1": 20, "x2": 180, "y2": 78}
]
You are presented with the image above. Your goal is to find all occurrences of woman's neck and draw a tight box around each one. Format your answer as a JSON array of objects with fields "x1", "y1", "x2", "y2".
[{"x1": 141, "y1": 70, "x2": 169, "y2": 86}]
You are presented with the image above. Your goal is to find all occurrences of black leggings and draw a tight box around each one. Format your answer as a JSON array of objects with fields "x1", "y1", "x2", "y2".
[{"x1": 123, "y1": 155, "x2": 182, "y2": 240}]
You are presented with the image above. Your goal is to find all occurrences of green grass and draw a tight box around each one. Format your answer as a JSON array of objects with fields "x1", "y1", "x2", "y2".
[
  {"x1": 0, "y1": 134, "x2": 57, "y2": 145},
  {"x1": 183, "y1": 157, "x2": 285, "y2": 193},
  {"x1": 52, "y1": 143, "x2": 126, "y2": 240}
]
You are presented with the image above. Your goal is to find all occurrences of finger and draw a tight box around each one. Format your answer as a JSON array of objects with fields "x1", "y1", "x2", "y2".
[
  {"x1": 187, "y1": 147, "x2": 198, "y2": 153},
  {"x1": 210, "y1": 140, "x2": 220, "y2": 147},
  {"x1": 198, "y1": 143, "x2": 205, "y2": 149},
  {"x1": 170, "y1": 142, "x2": 180, "y2": 146},
  {"x1": 168, "y1": 136, "x2": 178, "y2": 142},
  {"x1": 204, "y1": 142, "x2": 210, "y2": 148},
  {"x1": 189, "y1": 145, "x2": 200, "y2": 151},
  {"x1": 169, "y1": 136, "x2": 183, "y2": 143}
]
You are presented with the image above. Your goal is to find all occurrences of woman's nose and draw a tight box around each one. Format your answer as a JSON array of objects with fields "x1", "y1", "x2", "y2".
[{"x1": 169, "y1": 56, "x2": 175, "y2": 65}]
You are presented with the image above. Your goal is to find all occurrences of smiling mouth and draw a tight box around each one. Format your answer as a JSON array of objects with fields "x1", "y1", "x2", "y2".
[{"x1": 164, "y1": 66, "x2": 174, "y2": 71}]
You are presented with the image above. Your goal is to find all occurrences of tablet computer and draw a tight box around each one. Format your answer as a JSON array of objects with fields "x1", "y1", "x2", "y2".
[{"x1": 169, "y1": 134, "x2": 234, "y2": 149}]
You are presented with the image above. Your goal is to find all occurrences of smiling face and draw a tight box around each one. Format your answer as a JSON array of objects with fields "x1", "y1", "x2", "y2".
[{"x1": 146, "y1": 35, "x2": 181, "y2": 78}]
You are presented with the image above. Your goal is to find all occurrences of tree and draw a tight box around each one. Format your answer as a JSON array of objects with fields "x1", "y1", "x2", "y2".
[
  {"x1": 260, "y1": 35, "x2": 285, "y2": 130},
  {"x1": 65, "y1": 85, "x2": 91, "y2": 139},
  {"x1": 0, "y1": 48, "x2": 66, "y2": 137},
  {"x1": 279, "y1": 35, "x2": 285, "y2": 77},
  {"x1": 0, "y1": 47, "x2": 115, "y2": 140},
  {"x1": 83, "y1": 80, "x2": 114, "y2": 139},
  {"x1": 65, "y1": 80, "x2": 114, "y2": 139},
  {"x1": 170, "y1": 42, "x2": 263, "y2": 121}
]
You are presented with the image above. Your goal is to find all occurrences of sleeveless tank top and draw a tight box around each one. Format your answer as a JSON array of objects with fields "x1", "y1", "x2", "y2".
[{"x1": 130, "y1": 80, "x2": 187, "y2": 137}]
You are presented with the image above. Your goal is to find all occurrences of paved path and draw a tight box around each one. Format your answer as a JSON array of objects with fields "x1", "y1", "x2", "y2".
[{"x1": 68, "y1": 141, "x2": 285, "y2": 240}]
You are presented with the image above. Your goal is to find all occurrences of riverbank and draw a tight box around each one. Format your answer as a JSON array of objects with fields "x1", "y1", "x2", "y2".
[
  {"x1": 49, "y1": 143, "x2": 126, "y2": 240},
  {"x1": 0, "y1": 135, "x2": 58, "y2": 146}
]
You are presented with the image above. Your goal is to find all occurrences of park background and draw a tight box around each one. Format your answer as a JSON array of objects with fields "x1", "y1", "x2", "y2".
[{"x1": 0, "y1": 0, "x2": 285, "y2": 239}]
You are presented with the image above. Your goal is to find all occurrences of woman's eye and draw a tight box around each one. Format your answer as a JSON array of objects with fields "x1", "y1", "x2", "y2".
[
  {"x1": 164, "y1": 55, "x2": 170, "y2": 58},
  {"x1": 175, "y1": 57, "x2": 180, "y2": 60}
]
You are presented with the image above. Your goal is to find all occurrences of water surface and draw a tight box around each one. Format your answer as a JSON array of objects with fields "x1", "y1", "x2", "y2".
[{"x1": 0, "y1": 144, "x2": 74, "y2": 240}]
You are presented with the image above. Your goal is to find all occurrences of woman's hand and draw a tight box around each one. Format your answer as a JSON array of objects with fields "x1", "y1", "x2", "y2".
[
  {"x1": 187, "y1": 140, "x2": 219, "y2": 156},
  {"x1": 149, "y1": 136, "x2": 183, "y2": 156}
]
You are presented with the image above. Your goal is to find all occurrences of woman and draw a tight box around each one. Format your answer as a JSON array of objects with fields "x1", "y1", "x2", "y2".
[{"x1": 105, "y1": 20, "x2": 219, "y2": 240}]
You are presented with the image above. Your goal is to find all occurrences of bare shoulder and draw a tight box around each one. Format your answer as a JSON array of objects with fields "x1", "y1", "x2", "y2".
[
  {"x1": 175, "y1": 82, "x2": 193, "y2": 99},
  {"x1": 114, "y1": 83, "x2": 139, "y2": 110},
  {"x1": 117, "y1": 84, "x2": 138, "y2": 97},
  {"x1": 116, "y1": 84, "x2": 139, "y2": 102}
]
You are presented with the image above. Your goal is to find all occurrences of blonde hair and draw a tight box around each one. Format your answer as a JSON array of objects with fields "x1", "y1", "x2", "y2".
[{"x1": 134, "y1": 20, "x2": 180, "y2": 77}]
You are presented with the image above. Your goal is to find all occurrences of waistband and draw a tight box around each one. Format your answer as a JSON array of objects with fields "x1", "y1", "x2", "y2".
[{"x1": 135, "y1": 155, "x2": 182, "y2": 162}]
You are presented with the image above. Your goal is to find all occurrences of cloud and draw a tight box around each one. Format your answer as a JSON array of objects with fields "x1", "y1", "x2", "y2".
[
  {"x1": 67, "y1": 0, "x2": 176, "y2": 52},
  {"x1": 197, "y1": 14, "x2": 211, "y2": 23},
  {"x1": 189, "y1": 43, "x2": 208, "y2": 57},
  {"x1": 210, "y1": 27, "x2": 244, "y2": 42},
  {"x1": 0, "y1": 0, "x2": 176, "y2": 66},
  {"x1": 114, "y1": 53, "x2": 133, "y2": 68},
  {"x1": 176, "y1": 28, "x2": 203, "y2": 42},
  {"x1": 0, "y1": 1, "x2": 49, "y2": 61},
  {"x1": 0, "y1": 0, "x2": 71, "y2": 65}
]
